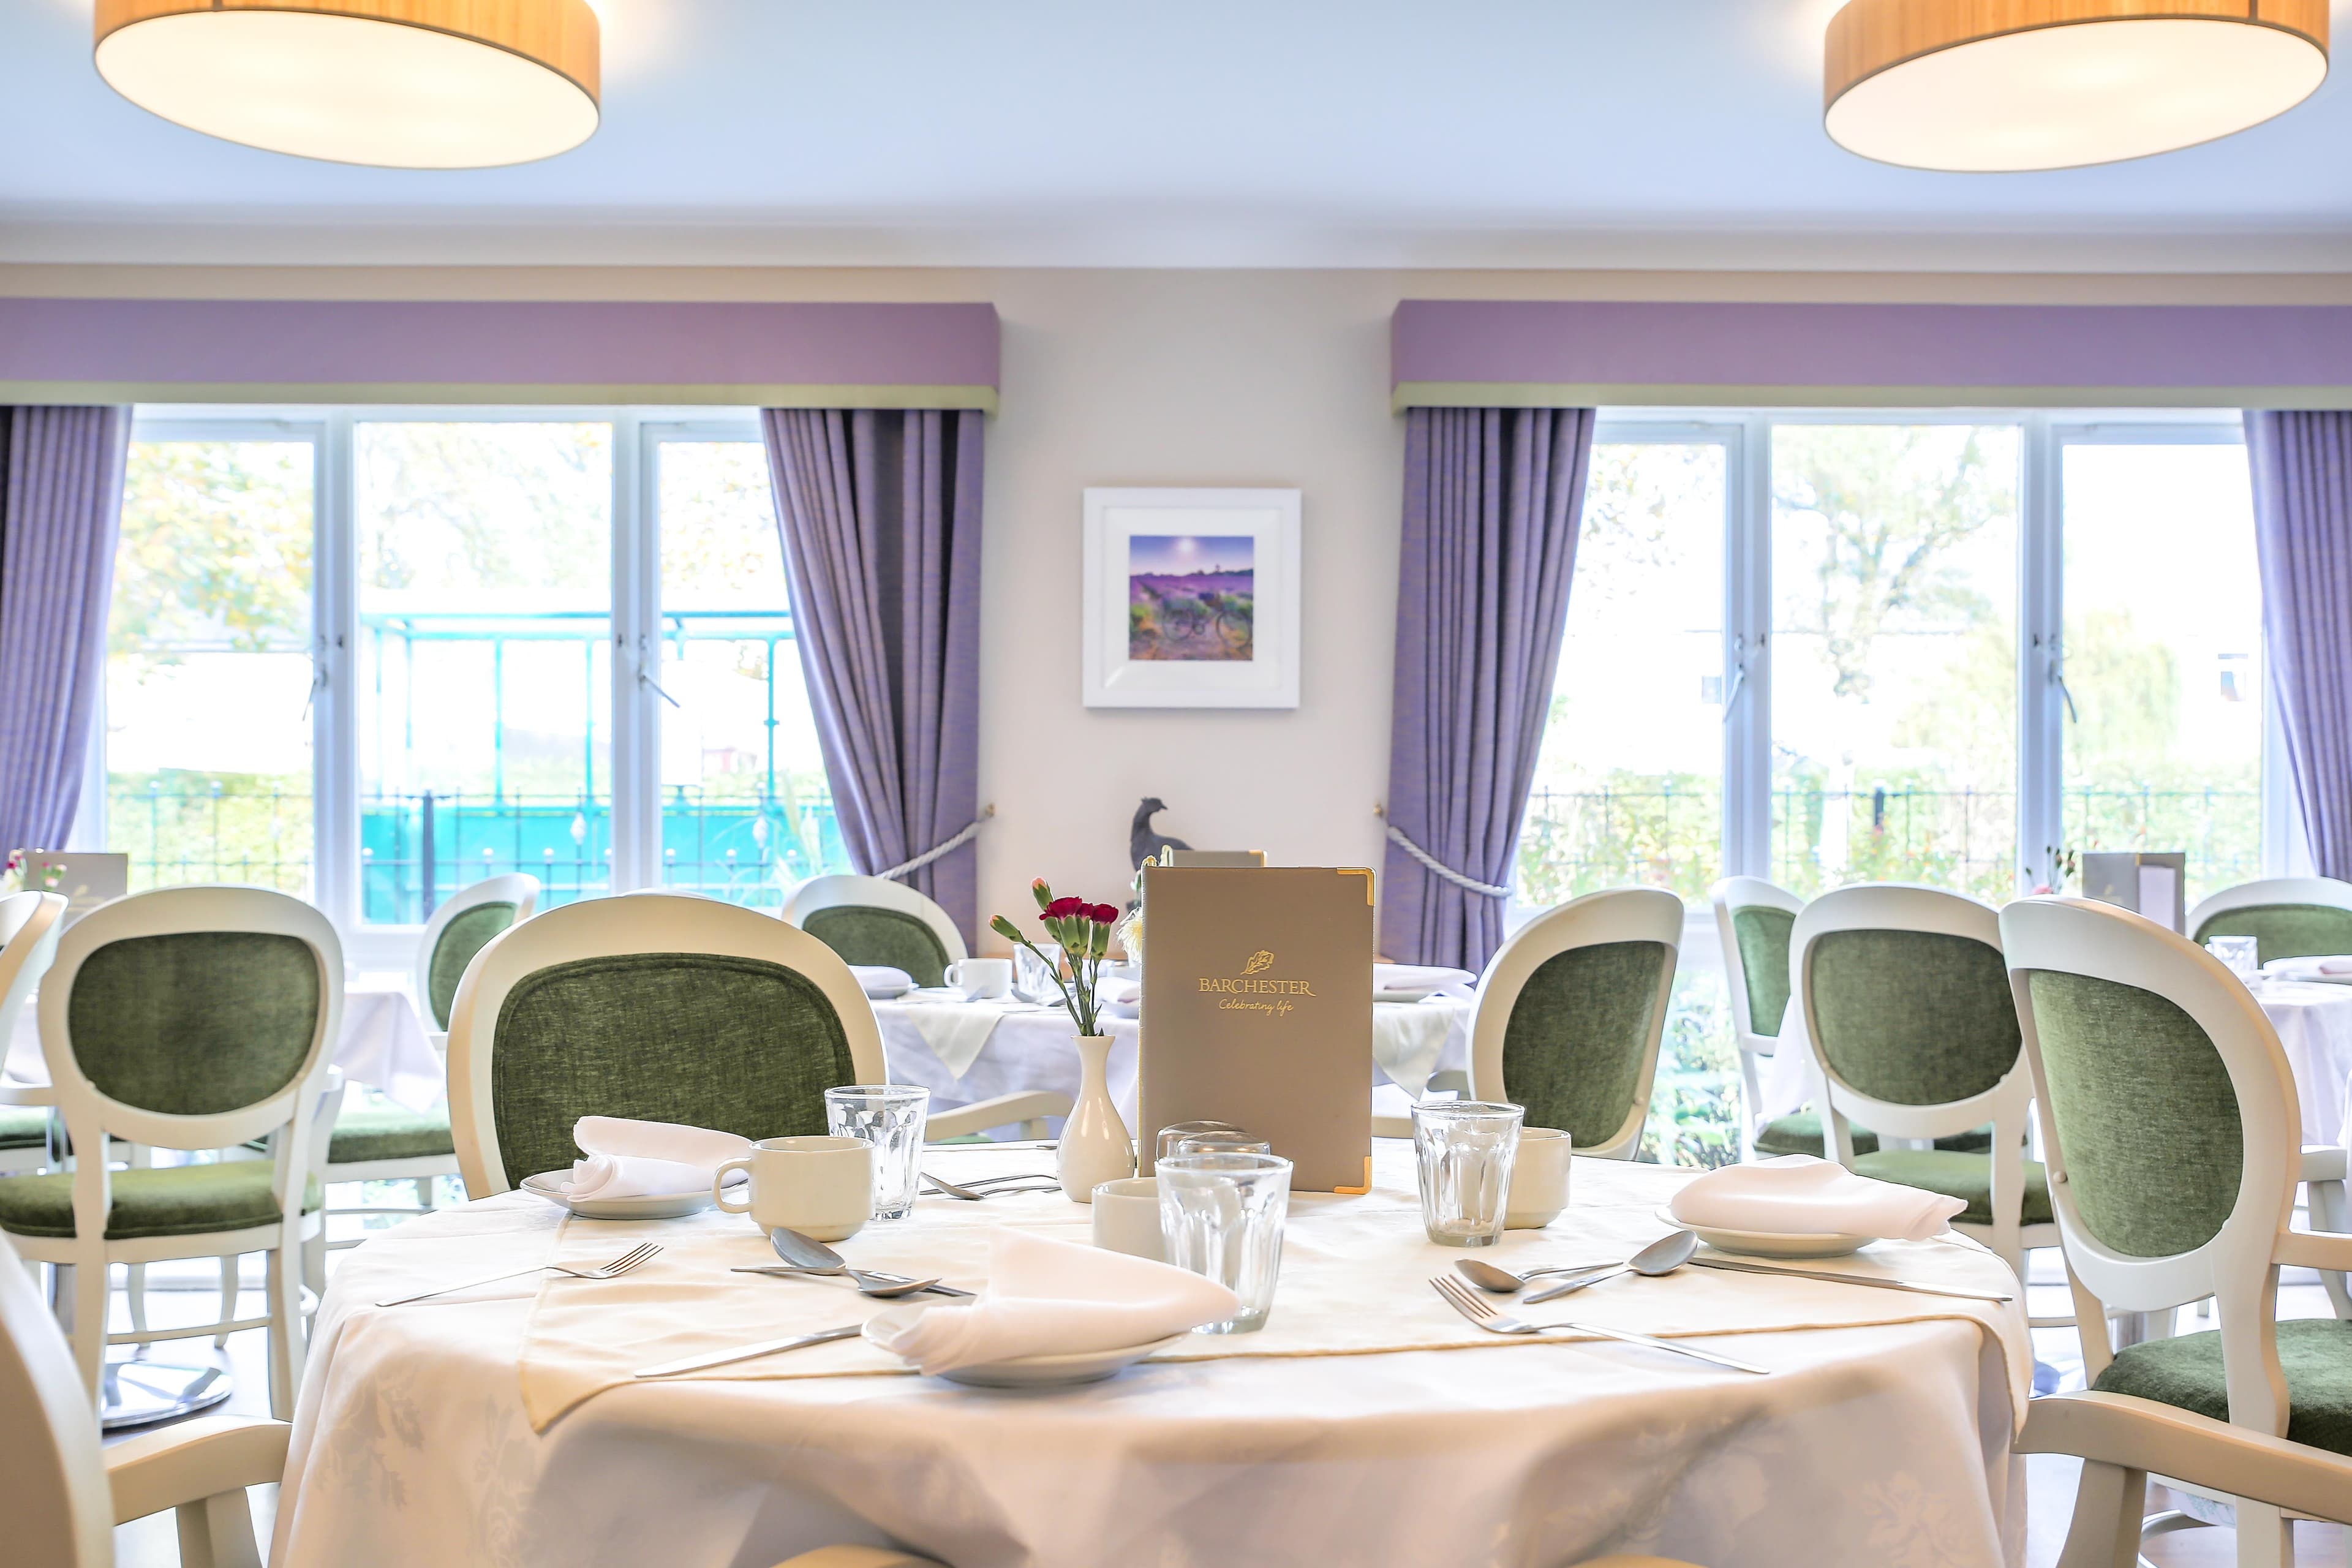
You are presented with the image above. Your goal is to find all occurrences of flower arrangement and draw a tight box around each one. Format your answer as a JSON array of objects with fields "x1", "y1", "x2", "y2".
[
  {"x1": 0, "y1": 850, "x2": 24, "y2": 897},
  {"x1": 990, "y1": 879, "x2": 1119, "y2": 1036}
]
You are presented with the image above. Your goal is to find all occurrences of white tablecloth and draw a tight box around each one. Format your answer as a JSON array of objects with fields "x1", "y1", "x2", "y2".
[
  {"x1": 1756, "y1": 980, "x2": 2352, "y2": 1149},
  {"x1": 274, "y1": 1146, "x2": 2027, "y2": 1568},
  {"x1": 1, "y1": 972, "x2": 444, "y2": 1113}
]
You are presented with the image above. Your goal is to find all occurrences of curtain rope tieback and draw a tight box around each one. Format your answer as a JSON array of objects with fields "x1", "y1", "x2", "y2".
[
  {"x1": 1382, "y1": 821, "x2": 1510, "y2": 900},
  {"x1": 874, "y1": 804, "x2": 995, "y2": 881}
]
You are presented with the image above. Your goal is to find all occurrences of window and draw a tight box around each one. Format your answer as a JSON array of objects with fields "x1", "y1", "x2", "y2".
[
  {"x1": 107, "y1": 431, "x2": 317, "y2": 895},
  {"x1": 94, "y1": 409, "x2": 847, "y2": 941}
]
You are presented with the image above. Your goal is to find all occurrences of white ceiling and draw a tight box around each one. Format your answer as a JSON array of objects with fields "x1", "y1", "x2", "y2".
[{"x1": 10, "y1": 0, "x2": 2352, "y2": 269}]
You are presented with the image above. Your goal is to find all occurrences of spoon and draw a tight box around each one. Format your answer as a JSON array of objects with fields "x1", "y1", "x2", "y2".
[
  {"x1": 1521, "y1": 1230, "x2": 1698, "y2": 1303},
  {"x1": 769, "y1": 1226, "x2": 974, "y2": 1299},
  {"x1": 730, "y1": 1265, "x2": 943, "y2": 1298},
  {"x1": 1454, "y1": 1257, "x2": 1617, "y2": 1294}
]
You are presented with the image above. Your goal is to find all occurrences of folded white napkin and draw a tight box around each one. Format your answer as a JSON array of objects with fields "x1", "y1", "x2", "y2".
[
  {"x1": 898, "y1": 1003, "x2": 1005, "y2": 1079},
  {"x1": 1668, "y1": 1154, "x2": 1964, "y2": 1242},
  {"x1": 2264, "y1": 954, "x2": 2352, "y2": 981},
  {"x1": 561, "y1": 1116, "x2": 753, "y2": 1200},
  {"x1": 1374, "y1": 963, "x2": 1476, "y2": 995},
  {"x1": 862, "y1": 1229, "x2": 1239, "y2": 1375},
  {"x1": 851, "y1": 965, "x2": 916, "y2": 998},
  {"x1": 1102, "y1": 978, "x2": 1141, "y2": 1019}
]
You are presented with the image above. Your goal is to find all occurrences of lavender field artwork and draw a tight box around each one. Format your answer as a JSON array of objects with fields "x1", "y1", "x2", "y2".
[{"x1": 1127, "y1": 534, "x2": 1254, "y2": 661}]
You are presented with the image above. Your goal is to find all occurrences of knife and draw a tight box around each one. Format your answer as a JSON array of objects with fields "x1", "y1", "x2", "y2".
[
  {"x1": 1689, "y1": 1255, "x2": 2013, "y2": 1302},
  {"x1": 634, "y1": 1322, "x2": 865, "y2": 1379},
  {"x1": 730, "y1": 1265, "x2": 976, "y2": 1298}
]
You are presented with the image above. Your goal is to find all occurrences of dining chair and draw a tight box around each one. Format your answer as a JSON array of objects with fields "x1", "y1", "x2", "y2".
[
  {"x1": 1, "y1": 1229, "x2": 294, "y2": 1568},
  {"x1": 2000, "y1": 895, "x2": 2352, "y2": 1567},
  {"x1": 782, "y1": 873, "x2": 968, "y2": 989},
  {"x1": 0, "y1": 891, "x2": 69, "y2": 1174},
  {"x1": 2187, "y1": 875, "x2": 2352, "y2": 966},
  {"x1": 1466, "y1": 887, "x2": 1681, "y2": 1161},
  {"x1": 0, "y1": 886, "x2": 339, "y2": 1419},
  {"x1": 1790, "y1": 883, "x2": 2060, "y2": 1308}
]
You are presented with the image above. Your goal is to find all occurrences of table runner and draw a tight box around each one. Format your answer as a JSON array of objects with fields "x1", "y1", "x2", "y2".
[{"x1": 512, "y1": 1144, "x2": 2029, "y2": 1431}]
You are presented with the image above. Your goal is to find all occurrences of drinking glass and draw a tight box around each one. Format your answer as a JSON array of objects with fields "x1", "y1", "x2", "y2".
[
  {"x1": 824, "y1": 1085, "x2": 929, "y2": 1220},
  {"x1": 1155, "y1": 1120, "x2": 1243, "y2": 1164},
  {"x1": 1412, "y1": 1101, "x2": 1523, "y2": 1248},
  {"x1": 1014, "y1": 942, "x2": 1064, "y2": 1004},
  {"x1": 1156, "y1": 1152, "x2": 1291, "y2": 1333},
  {"x1": 2207, "y1": 935, "x2": 2261, "y2": 983},
  {"x1": 1172, "y1": 1131, "x2": 1272, "y2": 1158}
]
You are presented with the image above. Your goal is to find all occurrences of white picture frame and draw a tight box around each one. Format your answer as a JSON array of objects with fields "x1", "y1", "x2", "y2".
[{"x1": 1081, "y1": 487, "x2": 1301, "y2": 709}]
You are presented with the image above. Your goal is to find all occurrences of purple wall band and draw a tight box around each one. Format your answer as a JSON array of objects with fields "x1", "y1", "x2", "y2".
[
  {"x1": 1392, "y1": 299, "x2": 2352, "y2": 401},
  {"x1": 0, "y1": 298, "x2": 1000, "y2": 399}
]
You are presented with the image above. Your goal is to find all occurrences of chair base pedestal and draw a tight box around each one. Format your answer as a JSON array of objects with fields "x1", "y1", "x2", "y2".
[{"x1": 102, "y1": 1351, "x2": 233, "y2": 1430}]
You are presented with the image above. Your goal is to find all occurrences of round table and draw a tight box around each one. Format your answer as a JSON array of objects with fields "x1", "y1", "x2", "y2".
[{"x1": 275, "y1": 1145, "x2": 2030, "y2": 1568}]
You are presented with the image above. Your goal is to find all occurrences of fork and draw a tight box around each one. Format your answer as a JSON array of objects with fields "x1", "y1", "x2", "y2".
[
  {"x1": 377, "y1": 1242, "x2": 662, "y2": 1307},
  {"x1": 1428, "y1": 1275, "x2": 1770, "y2": 1375},
  {"x1": 922, "y1": 1170, "x2": 1061, "y2": 1200}
]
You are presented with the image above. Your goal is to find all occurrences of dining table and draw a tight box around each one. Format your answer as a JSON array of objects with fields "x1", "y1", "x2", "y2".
[{"x1": 273, "y1": 1139, "x2": 2032, "y2": 1567}]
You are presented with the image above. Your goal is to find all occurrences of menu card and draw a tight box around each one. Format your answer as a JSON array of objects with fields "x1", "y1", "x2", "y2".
[{"x1": 1137, "y1": 865, "x2": 1374, "y2": 1193}]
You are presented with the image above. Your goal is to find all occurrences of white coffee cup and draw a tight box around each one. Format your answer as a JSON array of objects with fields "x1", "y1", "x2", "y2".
[
  {"x1": 712, "y1": 1135, "x2": 873, "y2": 1242},
  {"x1": 1091, "y1": 1175, "x2": 1163, "y2": 1260},
  {"x1": 1505, "y1": 1127, "x2": 1572, "y2": 1229},
  {"x1": 944, "y1": 957, "x2": 1014, "y2": 1000}
]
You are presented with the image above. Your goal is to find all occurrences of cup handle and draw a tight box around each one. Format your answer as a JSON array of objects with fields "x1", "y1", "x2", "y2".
[
  {"x1": 712, "y1": 1156, "x2": 752, "y2": 1213},
  {"x1": 943, "y1": 960, "x2": 963, "y2": 990}
]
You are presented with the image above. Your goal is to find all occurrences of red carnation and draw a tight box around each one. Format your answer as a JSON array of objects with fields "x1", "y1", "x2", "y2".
[
  {"x1": 1086, "y1": 903, "x2": 1120, "y2": 924},
  {"x1": 1042, "y1": 895, "x2": 1088, "y2": 919}
]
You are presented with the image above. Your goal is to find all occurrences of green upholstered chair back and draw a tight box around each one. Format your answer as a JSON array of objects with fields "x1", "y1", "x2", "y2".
[
  {"x1": 2021, "y1": 967, "x2": 2244, "y2": 1259},
  {"x1": 2191, "y1": 903, "x2": 2352, "y2": 967},
  {"x1": 1499, "y1": 939, "x2": 1675, "y2": 1149},
  {"x1": 484, "y1": 952, "x2": 861, "y2": 1189},
  {"x1": 1731, "y1": 905, "x2": 1795, "y2": 1038},
  {"x1": 426, "y1": 901, "x2": 518, "y2": 1029},
  {"x1": 65, "y1": 931, "x2": 322, "y2": 1117},
  {"x1": 802, "y1": 905, "x2": 952, "y2": 989},
  {"x1": 1806, "y1": 927, "x2": 2019, "y2": 1107}
]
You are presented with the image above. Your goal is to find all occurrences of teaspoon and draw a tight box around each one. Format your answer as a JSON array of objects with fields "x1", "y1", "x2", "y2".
[
  {"x1": 730, "y1": 1265, "x2": 943, "y2": 1298},
  {"x1": 1455, "y1": 1257, "x2": 1616, "y2": 1294},
  {"x1": 1521, "y1": 1230, "x2": 1698, "y2": 1303}
]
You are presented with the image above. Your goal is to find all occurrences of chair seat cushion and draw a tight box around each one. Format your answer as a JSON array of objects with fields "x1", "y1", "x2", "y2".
[
  {"x1": 2093, "y1": 1319, "x2": 2352, "y2": 1458},
  {"x1": 0, "y1": 1106, "x2": 48, "y2": 1151},
  {"x1": 328, "y1": 1106, "x2": 455, "y2": 1166},
  {"x1": 1850, "y1": 1148, "x2": 2052, "y2": 1226},
  {"x1": 1754, "y1": 1112, "x2": 1994, "y2": 1159},
  {"x1": 0, "y1": 1159, "x2": 323, "y2": 1240}
]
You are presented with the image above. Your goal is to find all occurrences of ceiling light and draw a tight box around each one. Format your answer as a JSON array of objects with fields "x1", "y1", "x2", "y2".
[
  {"x1": 1823, "y1": 1, "x2": 2328, "y2": 172},
  {"x1": 94, "y1": 0, "x2": 601, "y2": 170}
]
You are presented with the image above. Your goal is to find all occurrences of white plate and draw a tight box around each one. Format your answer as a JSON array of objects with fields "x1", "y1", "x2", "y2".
[
  {"x1": 864, "y1": 982, "x2": 916, "y2": 1001},
  {"x1": 522, "y1": 1170, "x2": 715, "y2": 1221},
  {"x1": 1653, "y1": 1204, "x2": 1874, "y2": 1259},
  {"x1": 1374, "y1": 987, "x2": 1444, "y2": 1005},
  {"x1": 935, "y1": 1334, "x2": 1187, "y2": 1389}
]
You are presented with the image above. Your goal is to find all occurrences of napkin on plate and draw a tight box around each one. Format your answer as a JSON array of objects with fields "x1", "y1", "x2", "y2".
[
  {"x1": 862, "y1": 1229, "x2": 1238, "y2": 1375},
  {"x1": 2264, "y1": 954, "x2": 2352, "y2": 981},
  {"x1": 851, "y1": 965, "x2": 917, "y2": 998},
  {"x1": 561, "y1": 1115, "x2": 753, "y2": 1201},
  {"x1": 1667, "y1": 1153, "x2": 1964, "y2": 1242},
  {"x1": 1373, "y1": 963, "x2": 1476, "y2": 997},
  {"x1": 1102, "y1": 978, "x2": 1141, "y2": 1019}
]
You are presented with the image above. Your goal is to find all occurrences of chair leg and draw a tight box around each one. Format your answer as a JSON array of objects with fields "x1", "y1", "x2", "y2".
[
  {"x1": 265, "y1": 1242, "x2": 303, "y2": 1421},
  {"x1": 72, "y1": 1259, "x2": 106, "y2": 1403},
  {"x1": 2306, "y1": 1178, "x2": 2351, "y2": 1318},
  {"x1": 2233, "y1": 1501, "x2": 2294, "y2": 1568},
  {"x1": 175, "y1": 1491, "x2": 264, "y2": 1568},
  {"x1": 303, "y1": 1226, "x2": 325, "y2": 1303},
  {"x1": 213, "y1": 1253, "x2": 240, "y2": 1348},
  {"x1": 125, "y1": 1262, "x2": 148, "y2": 1334},
  {"x1": 2056, "y1": 1458, "x2": 2147, "y2": 1568},
  {"x1": 415, "y1": 1175, "x2": 435, "y2": 1210}
]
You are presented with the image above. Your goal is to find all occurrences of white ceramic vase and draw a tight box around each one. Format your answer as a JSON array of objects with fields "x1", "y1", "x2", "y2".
[{"x1": 1058, "y1": 1033, "x2": 1134, "y2": 1202}]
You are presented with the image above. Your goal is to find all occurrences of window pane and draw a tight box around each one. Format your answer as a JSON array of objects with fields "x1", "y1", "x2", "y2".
[
  {"x1": 1770, "y1": 424, "x2": 2020, "y2": 901},
  {"x1": 356, "y1": 423, "x2": 612, "y2": 923},
  {"x1": 2061, "y1": 442, "x2": 2261, "y2": 903},
  {"x1": 1520, "y1": 442, "x2": 1727, "y2": 904},
  {"x1": 107, "y1": 439, "x2": 314, "y2": 894},
  {"x1": 655, "y1": 440, "x2": 848, "y2": 907}
]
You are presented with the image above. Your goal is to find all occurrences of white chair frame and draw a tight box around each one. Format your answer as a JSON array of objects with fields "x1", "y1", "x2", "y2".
[
  {"x1": 2184, "y1": 875, "x2": 2352, "y2": 949},
  {"x1": 1709, "y1": 876, "x2": 1802, "y2": 1156},
  {"x1": 14, "y1": 887, "x2": 339, "y2": 1419},
  {"x1": 1792, "y1": 883, "x2": 2060, "y2": 1298},
  {"x1": 1466, "y1": 887, "x2": 1683, "y2": 1161},
  {"x1": 780, "y1": 874, "x2": 969, "y2": 970},
  {"x1": 0, "y1": 892, "x2": 68, "y2": 1174},
  {"x1": 2000, "y1": 896, "x2": 2352, "y2": 1567}
]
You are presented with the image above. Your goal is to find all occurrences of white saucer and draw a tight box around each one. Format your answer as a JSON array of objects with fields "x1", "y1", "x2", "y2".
[
  {"x1": 522, "y1": 1170, "x2": 715, "y2": 1221},
  {"x1": 863, "y1": 982, "x2": 916, "y2": 1001},
  {"x1": 1654, "y1": 1204, "x2": 1873, "y2": 1258},
  {"x1": 1374, "y1": 987, "x2": 1445, "y2": 1005},
  {"x1": 935, "y1": 1334, "x2": 1186, "y2": 1389}
]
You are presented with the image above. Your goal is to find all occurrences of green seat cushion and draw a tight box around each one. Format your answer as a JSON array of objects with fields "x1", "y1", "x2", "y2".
[
  {"x1": 2093, "y1": 1320, "x2": 2352, "y2": 1458},
  {"x1": 328, "y1": 1106, "x2": 454, "y2": 1166},
  {"x1": 801, "y1": 906, "x2": 951, "y2": 989},
  {"x1": 1500, "y1": 939, "x2": 1673, "y2": 1150},
  {"x1": 0, "y1": 1161, "x2": 323, "y2": 1240},
  {"x1": 2191, "y1": 903, "x2": 2352, "y2": 967},
  {"x1": 1851, "y1": 1148, "x2": 2052, "y2": 1226},
  {"x1": 428, "y1": 901, "x2": 519, "y2": 1030},
  {"x1": 0, "y1": 1106, "x2": 48, "y2": 1151},
  {"x1": 1754, "y1": 1112, "x2": 1994, "y2": 1159}
]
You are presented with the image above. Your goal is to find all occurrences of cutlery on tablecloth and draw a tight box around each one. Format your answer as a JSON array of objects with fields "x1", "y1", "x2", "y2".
[
  {"x1": 729, "y1": 1265, "x2": 945, "y2": 1297},
  {"x1": 1686, "y1": 1255, "x2": 2014, "y2": 1302},
  {"x1": 768, "y1": 1227, "x2": 975, "y2": 1297},
  {"x1": 634, "y1": 1323, "x2": 866, "y2": 1379},
  {"x1": 1523, "y1": 1231, "x2": 1698, "y2": 1303},
  {"x1": 922, "y1": 1170, "x2": 1061, "y2": 1200},
  {"x1": 376, "y1": 1242, "x2": 661, "y2": 1308},
  {"x1": 1428, "y1": 1275, "x2": 1770, "y2": 1375},
  {"x1": 1454, "y1": 1257, "x2": 1618, "y2": 1294}
]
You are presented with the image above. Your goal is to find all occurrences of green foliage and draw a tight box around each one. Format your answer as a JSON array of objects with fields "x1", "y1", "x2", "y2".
[
  {"x1": 111, "y1": 442, "x2": 312, "y2": 668},
  {"x1": 358, "y1": 423, "x2": 609, "y2": 595},
  {"x1": 107, "y1": 771, "x2": 312, "y2": 895}
]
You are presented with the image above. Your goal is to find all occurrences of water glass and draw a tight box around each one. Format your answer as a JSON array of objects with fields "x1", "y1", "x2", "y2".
[
  {"x1": 1172, "y1": 1131, "x2": 1272, "y2": 1158},
  {"x1": 2207, "y1": 935, "x2": 2261, "y2": 982},
  {"x1": 824, "y1": 1084, "x2": 929, "y2": 1220},
  {"x1": 1014, "y1": 942, "x2": 1064, "y2": 1003},
  {"x1": 1156, "y1": 1152, "x2": 1291, "y2": 1333},
  {"x1": 1412, "y1": 1101, "x2": 1522, "y2": 1248},
  {"x1": 1155, "y1": 1120, "x2": 1243, "y2": 1164}
]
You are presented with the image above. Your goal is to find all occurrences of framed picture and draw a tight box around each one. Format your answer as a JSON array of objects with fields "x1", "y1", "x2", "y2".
[{"x1": 1081, "y1": 487, "x2": 1300, "y2": 709}]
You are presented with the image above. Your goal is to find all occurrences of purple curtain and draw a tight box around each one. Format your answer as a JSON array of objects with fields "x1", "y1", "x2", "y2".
[
  {"x1": 762, "y1": 409, "x2": 983, "y2": 942},
  {"x1": 1381, "y1": 407, "x2": 1593, "y2": 971},
  {"x1": 0, "y1": 407, "x2": 128, "y2": 854},
  {"x1": 2247, "y1": 409, "x2": 2352, "y2": 878}
]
